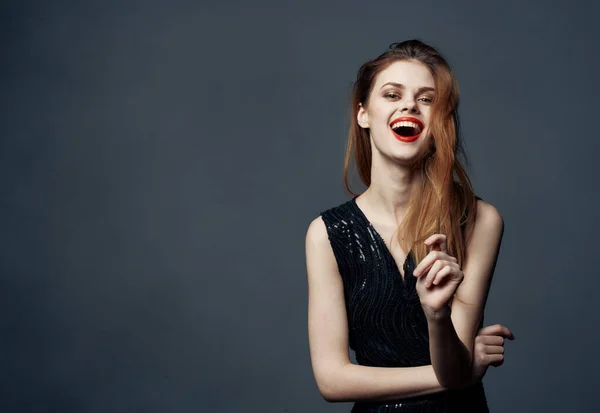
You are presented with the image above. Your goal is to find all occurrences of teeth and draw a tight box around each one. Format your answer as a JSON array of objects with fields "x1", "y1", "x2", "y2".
[{"x1": 391, "y1": 120, "x2": 422, "y2": 131}]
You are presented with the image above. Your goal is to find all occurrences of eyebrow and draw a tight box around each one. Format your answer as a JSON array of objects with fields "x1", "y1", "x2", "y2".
[{"x1": 379, "y1": 82, "x2": 435, "y2": 93}]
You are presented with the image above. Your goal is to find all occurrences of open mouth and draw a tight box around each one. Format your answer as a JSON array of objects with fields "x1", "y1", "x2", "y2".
[{"x1": 390, "y1": 118, "x2": 424, "y2": 142}]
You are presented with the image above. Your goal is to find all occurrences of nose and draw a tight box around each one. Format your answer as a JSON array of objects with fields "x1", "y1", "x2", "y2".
[{"x1": 401, "y1": 97, "x2": 419, "y2": 113}]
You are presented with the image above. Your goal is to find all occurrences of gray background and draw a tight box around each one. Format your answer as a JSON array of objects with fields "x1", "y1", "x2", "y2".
[{"x1": 2, "y1": 0, "x2": 598, "y2": 412}]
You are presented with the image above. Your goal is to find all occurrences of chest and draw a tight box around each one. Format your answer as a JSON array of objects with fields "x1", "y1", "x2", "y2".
[{"x1": 368, "y1": 223, "x2": 411, "y2": 281}]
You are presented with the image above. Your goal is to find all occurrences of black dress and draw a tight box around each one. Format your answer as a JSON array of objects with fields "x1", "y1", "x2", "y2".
[{"x1": 319, "y1": 195, "x2": 489, "y2": 413}]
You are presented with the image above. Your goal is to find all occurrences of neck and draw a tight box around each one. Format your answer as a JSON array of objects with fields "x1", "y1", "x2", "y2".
[{"x1": 361, "y1": 155, "x2": 424, "y2": 225}]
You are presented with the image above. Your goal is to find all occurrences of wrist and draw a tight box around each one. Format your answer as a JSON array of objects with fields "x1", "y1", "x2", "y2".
[{"x1": 423, "y1": 303, "x2": 451, "y2": 322}]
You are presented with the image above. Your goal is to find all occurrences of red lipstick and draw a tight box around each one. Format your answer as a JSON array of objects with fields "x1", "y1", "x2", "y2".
[{"x1": 389, "y1": 116, "x2": 424, "y2": 143}]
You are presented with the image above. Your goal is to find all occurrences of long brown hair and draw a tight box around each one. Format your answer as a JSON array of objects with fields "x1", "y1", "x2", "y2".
[{"x1": 343, "y1": 39, "x2": 478, "y2": 275}]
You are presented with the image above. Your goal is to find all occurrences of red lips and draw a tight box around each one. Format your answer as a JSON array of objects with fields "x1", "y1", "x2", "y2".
[{"x1": 389, "y1": 116, "x2": 424, "y2": 143}]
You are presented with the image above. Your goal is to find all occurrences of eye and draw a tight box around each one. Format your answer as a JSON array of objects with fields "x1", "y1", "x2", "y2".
[{"x1": 385, "y1": 92, "x2": 433, "y2": 103}]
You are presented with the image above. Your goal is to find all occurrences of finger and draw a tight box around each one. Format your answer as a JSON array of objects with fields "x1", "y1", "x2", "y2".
[
  {"x1": 424, "y1": 233, "x2": 447, "y2": 253},
  {"x1": 483, "y1": 345, "x2": 505, "y2": 355},
  {"x1": 413, "y1": 251, "x2": 451, "y2": 277},
  {"x1": 477, "y1": 324, "x2": 515, "y2": 340},
  {"x1": 431, "y1": 265, "x2": 450, "y2": 286},
  {"x1": 424, "y1": 260, "x2": 445, "y2": 288},
  {"x1": 432, "y1": 264, "x2": 459, "y2": 286},
  {"x1": 477, "y1": 335, "x2": 505, "y2": 346},
  {"x1": 486, "y1": 353, "x2": 504, "y2": 363},
  {"x1": 423, "y1": 260, "x2": 458, "y2": 288},
  {"x1": 424, "y1": 234, "x2": 447, "y2": 253}
]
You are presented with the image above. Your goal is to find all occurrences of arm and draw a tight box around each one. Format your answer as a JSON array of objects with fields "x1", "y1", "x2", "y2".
[
  {"x1": 306, "y1": 216, "x2": 452, "y2": 402},
  {"x1": 425, "y1": 201, "x2": 505, "y2": 388},
  {"x1": 425, "y1": 305, "x2": 472, "y2": 389}
]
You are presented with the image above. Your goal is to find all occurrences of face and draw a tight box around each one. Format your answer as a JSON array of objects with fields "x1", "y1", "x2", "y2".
[{"x1": 357, "y1": 60, "x2": 436, "y2": 164}]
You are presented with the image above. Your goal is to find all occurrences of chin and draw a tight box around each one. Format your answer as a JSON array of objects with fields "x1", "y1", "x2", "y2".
[{"x1": 390, "y1": 143, "x2": 430, "y2": 164}]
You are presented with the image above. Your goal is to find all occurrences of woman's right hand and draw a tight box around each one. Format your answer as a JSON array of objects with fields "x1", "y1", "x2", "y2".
[{"x1": 468, "y1": 324, "x2": 515, "y2": 386}]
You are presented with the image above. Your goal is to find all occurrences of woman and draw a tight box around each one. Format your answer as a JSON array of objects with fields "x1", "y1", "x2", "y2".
[{"x1": 305, "y1": 40, "x2": 515, "y2": 412}]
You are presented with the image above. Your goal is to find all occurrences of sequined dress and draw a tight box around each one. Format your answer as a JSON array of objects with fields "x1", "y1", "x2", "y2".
[{"x1": 319, "y1": 195, "x2": 489, "y2": 413}]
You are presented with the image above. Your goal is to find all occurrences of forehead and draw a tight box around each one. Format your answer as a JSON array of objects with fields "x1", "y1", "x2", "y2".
[{"x1": 373, "y1": 60, "x2": 434, "y2": 89}]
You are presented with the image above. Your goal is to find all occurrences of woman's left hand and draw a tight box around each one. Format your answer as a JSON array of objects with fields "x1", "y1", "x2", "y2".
[{"x1": 413, "y1": 234, "x2": 464, "y2": 319}]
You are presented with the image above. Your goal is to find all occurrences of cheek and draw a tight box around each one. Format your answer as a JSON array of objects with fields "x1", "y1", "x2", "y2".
[
  {"x1": 420, "y1": 109, "x2": 430, "y2": 122},
  {"x1": 369, "y1": 103, "x2": 393, "y2": 123}
]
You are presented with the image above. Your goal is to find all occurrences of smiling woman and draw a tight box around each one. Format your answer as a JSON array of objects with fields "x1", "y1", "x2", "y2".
[{"x1": 305, "y1": 40, "x2": 514, "y2": 412}]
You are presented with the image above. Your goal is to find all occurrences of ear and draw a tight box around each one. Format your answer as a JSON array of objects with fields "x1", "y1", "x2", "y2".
[{"x1": 357, "y1": 103, "x2": 369, "y2": 128}]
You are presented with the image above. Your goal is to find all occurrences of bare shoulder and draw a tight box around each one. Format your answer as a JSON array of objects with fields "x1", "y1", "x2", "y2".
[
  {"x1": 306, "y1": 215, "x2": 328, "y2": 244},
  {"x1": 305, "y1": 215, "x2": 339, "y2": 276},
  {"x1": 474, "y1": 198, "x2": 504, "y2": 232},
  {"x1": 464, "y1": 198, "x2": 504, "y2": 259}
]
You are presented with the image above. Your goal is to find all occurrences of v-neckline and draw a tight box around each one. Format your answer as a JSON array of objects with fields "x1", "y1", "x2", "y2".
[{"x1": 350, "y1": 195, "x2": 413, "y2": 282}]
